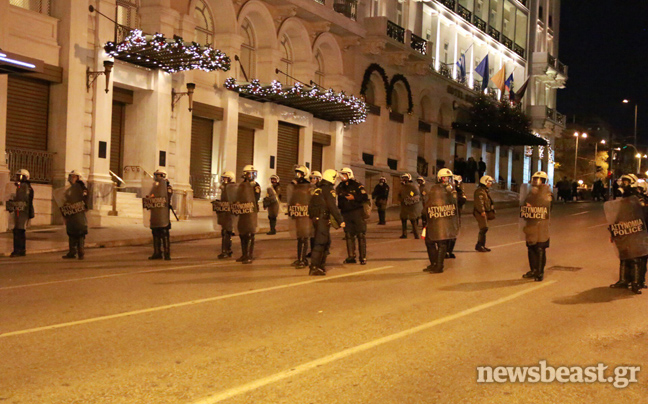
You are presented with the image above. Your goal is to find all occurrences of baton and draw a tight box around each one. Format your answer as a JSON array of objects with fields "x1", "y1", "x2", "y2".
[{"x1": 170, "y1": 205, "x2": 180, "y2": 221}]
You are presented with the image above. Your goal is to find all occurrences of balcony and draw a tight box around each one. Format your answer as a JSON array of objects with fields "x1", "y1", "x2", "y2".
[
  {"x1": 488, "y1": 26, "x2": 500, "y2": 41},
  {"x1": 501, "y1": 35, "x2": 513, "y2": 50},
  {"x1": 530, "y1": 105, "x2": 566, "y2": 130},
  {"x1": 513, "y1": 43, "x2": 525, "y2": 58},
  {"x1": 410, "y1": 33, "x2": 427, "y2": 55},
  {"x1": 438, "y1": 0, "x2": 456, "y2": 10},
  {"x1": 387, "y1": 20, "x2": 405, "y2": 43},
  {"x1": 473, "y1": 15, "x2": 487, "y2": 32},
  {"x1": 333, "y1": 0, "x2": 357, "y2": 21},
  {"x1": 457, "y1": 4, "x2": 472, "y2": 22},
  {"x1": 531, "y1": 52, "x2": 568, "y2": 87},
  {"x1": 6, "y1": 147, "x2": 54, "y2": 184}
]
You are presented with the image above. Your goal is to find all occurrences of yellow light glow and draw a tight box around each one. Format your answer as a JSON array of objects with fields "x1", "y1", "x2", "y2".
[{"x1": 636, "y1": 153, "x2": 642, "y2": 158}]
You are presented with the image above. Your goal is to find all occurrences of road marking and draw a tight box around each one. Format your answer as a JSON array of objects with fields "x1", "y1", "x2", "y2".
[
  {"x1": 490, "y1": 222, "x2": 518, "y2": 228},
  {"x1": 0, "y1": 265, "x2": 394, "y2": 338},
  {"x1": 0, "y1": 262, "x2": 228, "y2": 291},
  {"x1": 570, "y1": 211, "x2": 589, "y2": 216},
  {"x1": 488, "y1": 241, "x2": 526, "y2": 249},
  {"x1": 587, "y1": 223, "x2": 609, "y2": 229},
  {"x1": 191, "y1": 280, "x2": 556, "y2": 404}
]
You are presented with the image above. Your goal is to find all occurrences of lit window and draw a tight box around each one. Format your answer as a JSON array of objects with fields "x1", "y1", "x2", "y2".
[
  {"x1": 314, "y1": 50, "x2": 325, "y2": 88},
  {"x1": 240, "y1": 19, "x2": 256, "y2": 80},
  {"x1": 194, "y1": 0, "x2": 214, "y2": 46}
]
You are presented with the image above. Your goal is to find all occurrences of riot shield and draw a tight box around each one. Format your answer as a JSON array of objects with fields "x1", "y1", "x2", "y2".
[
  {"x1": 424, "y1": 184, "x2": 460, "y2": 241},
  {"x1": 6, "y1": 182, "x2": 31, "y2": 230},
  {"x1": 266, "y1": 186, "x2": 280, "y2": 218},
  {"x1": 142, "y1": 177, "x2": 170, "y2": 229},
  {"x1": 399, "y1": 183, "x2": 422, "y2": 221},
  {"x1": 605, "y1": 196, "x2": 648, "y2": 260},
  {"x1": 287, "y1": 182, "x2": 312, "y2": 238},
  {"x1": 53, "y1": 184, "x2": 88, "y2": 235},
  {"x1": 519, "y1": 184, "x2": 552, "y2": 244},
  {"x1": 212, "y1": 183, "x2": 236, "y2": 231},
  {"x1": 232, "y1": 181, "x2": 258, "y2": 234}
]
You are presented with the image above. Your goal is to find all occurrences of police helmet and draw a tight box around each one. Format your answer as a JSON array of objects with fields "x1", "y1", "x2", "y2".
[
  {"x1": 480, "y1": 175, "x2": 494, "y2": 186},
  {"x1": 322, "y1": 169, "x2": 338, "y2": 184}
]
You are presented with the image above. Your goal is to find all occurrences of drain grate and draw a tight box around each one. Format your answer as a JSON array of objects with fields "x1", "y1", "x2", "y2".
[{"x1": 547, "y1": 266, "x2": 583, "y2": 272}]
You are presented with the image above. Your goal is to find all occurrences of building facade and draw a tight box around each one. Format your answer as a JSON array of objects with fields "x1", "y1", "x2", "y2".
[{"x1": 0, "y1": 0, "x2": 567, "y2": 228}]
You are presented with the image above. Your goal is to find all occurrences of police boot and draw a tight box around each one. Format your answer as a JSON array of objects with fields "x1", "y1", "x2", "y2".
[
  {"x1": 400, "y1": 220, "x2": 408, "y2": 239},
  {"x1": 446, "y1": 239, "x2": 457, "y2": 259},
  {"x1": 631, "y1": 260, "x2": 642, "y2": 294},
  {"x1": 162, "y1": 231, "x2": 171, "y2": 260},
  {"x1": 11, "y1": 229, "x2": 20, "y2": 257},
  {"x1": 523, "y1": 246, "x2": 537, "y2": 278},
  {"x1": 292, "y1": 239, "x2": 303, "y2": 267},
  {"x1": 298, "y1": 238, "x2": 309, "y2": 268},
  {"x1": 424, "y1": 241, "x2": 437, "y2": 272},
  {"x1": 410, "y1": 220, "x2": 420, "y2": 239},
  {"x1": 62, "y1": 237, "x2": 77, "y2": 259},
  {"x1": 610, "y1": 261, "x2": 630, "y2": 288},
  {"x1": 358, "y1": 233, "x2": 367, "y2": 265},
  {"x1": 378, "y1": 210, "x2": 386, "y2": 225},
  {"x1": 344, "y1": 234, "x2": 357, "y2": 264},
  {"x1": 267, "y1": 218, "x2": 277, "y2": 235},
  {"x1": 218, "y1": 231, "x2": 232, "y2": 259},
  {"x1": 306, "y1": 238, "x2": 314, "y2": 258},
  {"x1": 237, "y1": 235, "x2": 248, "y2": 262},
  {"x1": 429, "y1": 242, "x2": 446, "y2": 274},
  {"x1": 77, "y1": 236, "x2": 85, "y2": 260},
  {"x1": 475, "y1": 229, "x2": 490, "y2": 252},
  {"x1": 149, "y1": 234, "x2": 163, "y2": 260},
  {"x1": 534, "y1": 247, "x2": 546, "y2": 282},
  {"x1": 309, "y1": 264, "x2": 326, "y2": 276},
  {"x1": 641, "y1": 258, "x2": 648, "y2": 289},
  {"x1": 243, "y1": 234, "x2": 254, "y2": 264}
]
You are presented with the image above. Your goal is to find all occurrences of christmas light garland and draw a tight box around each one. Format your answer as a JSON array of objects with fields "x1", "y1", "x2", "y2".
[
  {"x1": 104, "y1": 29, "x2": 230, "y2": 73},
  {"x1": 224, "y1": 78, "x2": 367, "y2": 125}
]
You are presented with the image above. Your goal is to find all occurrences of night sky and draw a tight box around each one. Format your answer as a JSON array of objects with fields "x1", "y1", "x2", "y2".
[{"x1": 557, "y1": 1, "x2": 648, "y2": 144}]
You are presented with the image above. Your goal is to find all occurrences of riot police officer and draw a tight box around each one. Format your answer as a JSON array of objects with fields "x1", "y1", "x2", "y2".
[
  {"x1": 144, "y1": 168, "x2": 173, "y2": 260},
  {"x1": 60, "y1": 170, "x2": 89, "y2": 260},
  {"x1": 336, "y1": 167, "x2": 369, "y2": 265},
  {"x1": 417, "y1": 176, "x2": 428, "y2": 228},
  {"x1": 307, "y1": 171, "x2": 322, "y2": 258},
  {"x1": 264, "y1": 174, "x2": 281, "y2": 235},
  {"x1": 520, "y1": 171, "x2": 552, "y2": 281},
  {"x1": 446, "y1": 174, "x2": 467, "y2": 259},
  {"x1": 234, "y1": 165, "x2": 261, "y2": 264},
  {"x1": 474, "y1": 175, "x2": 495, "y2": 252},
  {"x1": 423, "y1": 169, "x2": 459, "y2": 273},
  {"x1": 372, "y1": 176, "x2": 389, "y2": 225},
  {"x1": 213, "y1": 171, "x2": 236, "y2": 259},
  {"x1": 288, "y1": 165, "x2": 312, "y2": 268},
  {"x1": 308, "y1": 169, "x2": 345, "y2": 276},
  {"x1": 7, "y1": 169, "x2": 34, "y2": 257},
  {"x1": 636, "y1": 180, "x2": 648, "y2": 289},
  {"x1": 398, "y1": 173, "x2": 423, "y2": 239}
]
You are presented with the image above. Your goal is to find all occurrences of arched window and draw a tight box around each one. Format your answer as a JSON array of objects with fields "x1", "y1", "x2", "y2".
[
  {"x1": 364, "y1": 81, "x2": 376, "y2": 105},
  {"x1": 240, "y1": 18, "x2": 256, "y2": 80},
  {"x1": 280, "y1": 34, "x2": 294, "y2": 86},
  {"x1": 194, "y1": 0, "x2": 214, "y2": 45},
  {"x1": 314, "y1": 50, "x2": 325, "y2": 88},
  {"x1": 391, "y1": 89, "x2": 401, "y2": 113}
]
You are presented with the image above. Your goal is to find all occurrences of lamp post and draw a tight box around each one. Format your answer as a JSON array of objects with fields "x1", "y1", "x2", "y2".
[
  {"x1": 573, "y1": 131, "x2": 587, "y2": 180},
  {"x1": 623, "y1": 99, "x2": 638, "y2": 148}
]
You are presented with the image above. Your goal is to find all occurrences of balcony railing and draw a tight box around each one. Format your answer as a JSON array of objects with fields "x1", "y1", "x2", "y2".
[
  {"x1": 439, "y1": 63, "x2": 452, "y2": 79},
  {"x1": 513, "y1": 43, "x2": 525, "y2": 58},
  {"x1": 387, "y1": 20, "x2": 405, "y2": 43},
  {"x1": 501, "y1": 35, "x2": 513, "y2": 50},
  {"x1": 9, "y1": 0, "x2": 50, "y2": 15},
  {"x1": 190, "y1": 174, "x2": 219, "y2": 200},
  {"x1": 6, "y1": 148, "x2": 54, "y2": 184},
  {"x1": 544, "y1": 106, "x2": 565, "y2": 125},
  {"x1": 488, "y1": 26, "x2": 500, "y2": 41},
  {"x1": 410, "y1": 33, "x2": 427, "y2": 55},
  {"x1": 473, "y1": 15, "x2": 487, "y2": 32},
  {"x1": 439, "y1": 0, "x2": 456, "y2": 10},
  {"x1": 517, "y1": 0, "x2": 528, "y2": 7},
  {"x1": 548, "y1": 54, "x2": 556, "y2": 67},
  {"x1": 457, "y1": 4, "x2": 472, "y2": 22},
  {"x1": 333, "y1": 0, "x2": 357, "y2": 21}
]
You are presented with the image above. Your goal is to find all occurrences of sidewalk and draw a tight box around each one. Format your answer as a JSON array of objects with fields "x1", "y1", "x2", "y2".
[{"x1": 0, "y1": 197, "x2": 518, "y2": 257}]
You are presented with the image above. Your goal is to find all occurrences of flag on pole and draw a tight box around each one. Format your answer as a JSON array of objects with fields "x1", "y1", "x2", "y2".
[
  {"x1": 515, "y1": 77, "x2": 529, "y2": 101},
  {"x1": 490, "y1": 66, "x2": 506, "y2": 92},
  {"x1": 456, "y1": 53, "x2": 466, "y2": 82},
  {"x1": 505, "y1": 73, "x2": 515, "y2": 101},
  {"x1": 474, "y1": 55, "x2": 489, "y2": 91}
]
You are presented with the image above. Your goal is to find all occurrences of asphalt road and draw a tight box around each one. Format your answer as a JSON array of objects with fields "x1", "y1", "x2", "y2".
[{"x1": 1, "y1": 201, "x2": 647, "y2": 404}]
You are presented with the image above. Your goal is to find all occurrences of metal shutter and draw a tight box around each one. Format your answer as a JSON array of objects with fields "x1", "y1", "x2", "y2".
[
  {"x1": 190, "y1": 115, "x2": 214, "y2": 199},
  {"x1": 236, "y1": 127, "x2": 255, "y2": 180},
  {"x1": 110, "y1": 102, "x2": 125, "y2": 177},
  {"x1": 312, "y1": 142, "x2": 323, "y2": 173},
  {"x1": 6, "y1": 76, "x2": 49, "y2": 150},
  {"x1": 277, "y1": 122, "x2": 300, "y2": 199}
]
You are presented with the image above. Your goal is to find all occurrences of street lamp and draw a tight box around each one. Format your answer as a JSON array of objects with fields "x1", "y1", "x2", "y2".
[
  {"x1": 574, "y1": 132, "x2": 587, "y2": 179},
  {"x1": 595, "y1": 139, "x2": 606, "y2": 161},
  {"x1": 623, "y1": 99, "x2": 638, "y2": 148}
]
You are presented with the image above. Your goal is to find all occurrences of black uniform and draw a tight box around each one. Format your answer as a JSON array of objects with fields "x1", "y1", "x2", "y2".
[
  {"x1": 9, "y1": 181, "x2": 34, "y2": 257},
  {"x1": 372, "y1": 182, "x2": 390, "y2": 225},
  {"x1": 447, "y1": 183, "x2": 466, "y2": 257},
  {"x1": 235, "y1": 179, "x2": 261, "y2": 264},
  {"x1": 61, "y1": 181, "x2": 89, "y2": 259},
  {"x1": 214, "y1": 182, "x2": 236, "y2": 259},
  {"x1": 337, "y1": 179, "x2": 369, "y2": 264},
  {"x1": 473, "y1": 184, "x2": 494, "y2": 251},
  {"x1": 610, "y1": 186, "x2": 644, "y2": 292},
  {"x1": 146, "y1": 178, "x2": 173, "y2": 260},
  {"x1": 423, "y1": 184, "x2": 460, "y2": 273},
  {"x1": 308, "y1": 180, "x2": 344, "y2": 276},
  {"x1": 398, "y1": 181, "x2": 422, "y2": 239},
  {"x1": 418, "y1": 182, "x2": 428, "y2": 228},
  {"x1": 265, "y1": 183, "x2": 281, "y2": 235},
  {"x1": 288, "y1": 178, "x2": 312, "y2": 268}
]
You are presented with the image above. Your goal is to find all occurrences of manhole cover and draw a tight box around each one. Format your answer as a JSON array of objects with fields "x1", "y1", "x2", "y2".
[{"x1": 548, "y1": 266, "x2": 582, "y2": 272}]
